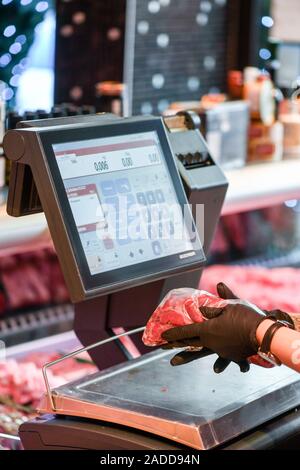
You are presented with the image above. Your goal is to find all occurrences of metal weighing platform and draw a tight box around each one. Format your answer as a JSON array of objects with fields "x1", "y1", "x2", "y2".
[
  {"x1": 26, "y1": 346, "x2": 300, "y2": 450},
  {"x1": 21, "y1": 351, "x2": 300, "y2": 450}
]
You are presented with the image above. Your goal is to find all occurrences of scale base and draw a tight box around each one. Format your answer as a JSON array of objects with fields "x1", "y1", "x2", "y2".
[
  {"x1": 20, "y1": 408, "x2": 300, "y2": 451},
  {"x1": 37, "y1": 351, "x2": 300, "y2": 450}
]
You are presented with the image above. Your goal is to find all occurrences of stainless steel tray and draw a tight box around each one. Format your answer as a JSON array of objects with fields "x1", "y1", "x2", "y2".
[{"x1": 39, "y1": 347, "x2": 300, "y2": 450}]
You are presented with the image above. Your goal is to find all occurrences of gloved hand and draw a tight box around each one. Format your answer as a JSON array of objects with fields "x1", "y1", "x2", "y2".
[
  {"x1": 162, "y1": 299, "x2": 266, "y2": 372},
  {"x1": 211, "y1": 283, "x2": 295, "y2": 372},
  {"x1": 162, "y1": 282, "x2": 294, "y2": 373}
]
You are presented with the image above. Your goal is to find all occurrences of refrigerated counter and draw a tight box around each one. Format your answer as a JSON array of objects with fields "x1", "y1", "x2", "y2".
[{"x1": 3, "y1": 112, "x2": 300, "y2": 450}]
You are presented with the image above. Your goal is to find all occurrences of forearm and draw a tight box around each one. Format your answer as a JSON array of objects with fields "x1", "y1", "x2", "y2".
[{"x1": 256, "y1": 320, "x2": 300, "y2": 372}]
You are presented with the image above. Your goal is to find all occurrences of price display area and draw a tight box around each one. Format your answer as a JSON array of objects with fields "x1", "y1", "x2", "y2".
[{"x1": 53, "y1": 131, "x2": 196, "y2": 277}]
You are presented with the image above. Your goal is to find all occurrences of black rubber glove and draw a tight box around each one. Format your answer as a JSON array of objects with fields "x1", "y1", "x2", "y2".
[
  {"x1": 211, "y1": 282, "x2": 295, "y2": 372},
  {"x1": 162, "y1": 301, "x2": 266, "y2": 371},
  {"x1": 161, "y1": 282, "x2": 253, "y2": 373},
  {"x1": 163, "y1": 282, "x2": 295, "y2": 373}
]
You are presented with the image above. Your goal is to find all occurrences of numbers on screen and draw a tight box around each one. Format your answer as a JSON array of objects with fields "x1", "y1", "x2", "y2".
[
  {"x1": 122, "y1": 157, "x2": 133, "y2": 168},
  {"x1": 94, "y1": 160, "x2": 109, "y2": 172}
]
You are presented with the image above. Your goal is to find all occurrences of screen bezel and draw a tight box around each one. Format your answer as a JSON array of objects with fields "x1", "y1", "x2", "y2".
[{"x1": 39, "y1": 118, "x2": 205, "y2": 293}]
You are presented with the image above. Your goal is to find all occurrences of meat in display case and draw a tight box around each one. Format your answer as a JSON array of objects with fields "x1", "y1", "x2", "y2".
[
  {"x1": 0, "y1": 331, "x2": 97, "y2": 450},
  {"x1": 0, "y1": 245, "x2": 71, "y2": 347}
]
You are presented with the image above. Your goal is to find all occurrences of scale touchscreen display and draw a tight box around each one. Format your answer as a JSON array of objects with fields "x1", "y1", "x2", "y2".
[{"x1": 52, "y1": 131, "x2": 196, "y2": 275}]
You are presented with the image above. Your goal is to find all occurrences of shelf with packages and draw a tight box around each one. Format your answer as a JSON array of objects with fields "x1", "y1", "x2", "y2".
[{"x1": 0, "y1": 159, "x2": 300, "y2": 253}]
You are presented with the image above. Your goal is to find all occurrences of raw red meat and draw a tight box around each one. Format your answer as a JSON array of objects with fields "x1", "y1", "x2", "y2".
[
  {"x1": 200, "y1": 265, "x2": 300, "y2": 314},
  {"x1": 22, "y1": 263, "x2": 51, "y2": 305},
  {"x1": 1, "y1": 268, "x2": 31, "y2": 309},
  {"x1": 143, "y1": 288, "x2": 274, "y2": 369},
  {"x1": 142, "y1": 288, "x2": 228, "y2": 346},
  {"x1": 0, "y1": 359, "x2": 63, "y2": 406},
  {"x1": 0, "y1": 352, "x2": 97, "y2": 407},
  {"x1": 0, "y1": 247, "x2": 69, "y2": 311},
  {"x1": 23, "y1": 352, "x2": 96, "y2": 381}
]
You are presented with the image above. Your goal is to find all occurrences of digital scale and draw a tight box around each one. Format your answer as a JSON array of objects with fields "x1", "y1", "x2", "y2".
[{"x1": 4, "y1": 112, "x2": 300, "y2": 450}]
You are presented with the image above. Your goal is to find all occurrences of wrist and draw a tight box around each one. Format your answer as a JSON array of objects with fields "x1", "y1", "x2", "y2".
[{"x1": 256, "y1": 319, "x2": 275, "y2": 346}]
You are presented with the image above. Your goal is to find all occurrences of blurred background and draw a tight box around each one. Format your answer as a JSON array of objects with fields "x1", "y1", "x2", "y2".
[
  {"x1": 1, "y1": 0, "x2": 299, "y2": 113},
  {"x1": 1, "y1": 0, "x2": 300, "y2": 449}
]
